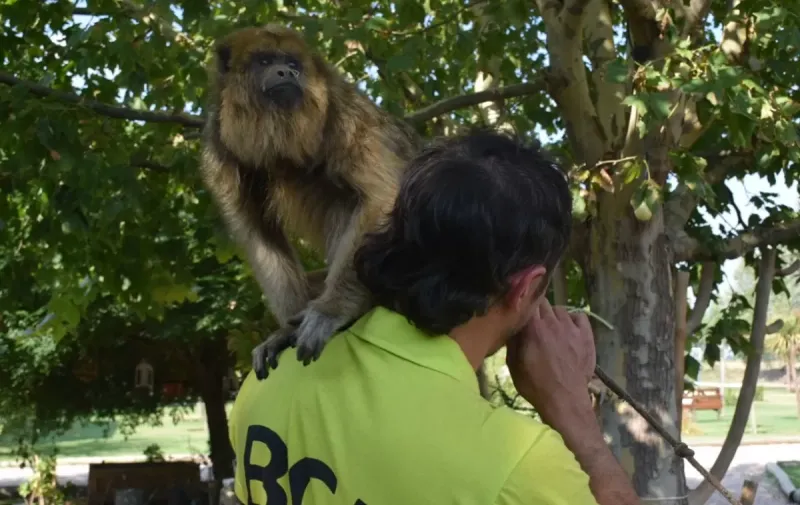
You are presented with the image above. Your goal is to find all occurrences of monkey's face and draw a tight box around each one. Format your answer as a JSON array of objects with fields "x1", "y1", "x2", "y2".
[
  {"x1": 214, "y1": 26, "x2": 320, "y2": 112},
  {"x1": 247, "y1": 50, "x2": 305, "y2": 109}
]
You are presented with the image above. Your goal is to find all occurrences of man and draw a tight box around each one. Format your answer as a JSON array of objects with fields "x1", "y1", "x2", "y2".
[{"x1": 228, "y1": 131, "x2": 640, "y2": 505}]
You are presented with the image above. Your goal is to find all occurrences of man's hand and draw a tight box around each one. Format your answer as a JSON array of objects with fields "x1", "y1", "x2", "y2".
[
  {"x1": 506, "y1": 297, "x2": 642, "y2": 505},
  {"x1": 505, "y1": 297, "x2": 596, "y2": 426}
]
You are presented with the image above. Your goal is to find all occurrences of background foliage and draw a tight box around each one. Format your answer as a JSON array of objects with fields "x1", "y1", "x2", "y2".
[{"x1": 1, "y1": 0, "x2": 800, "y2": 495}]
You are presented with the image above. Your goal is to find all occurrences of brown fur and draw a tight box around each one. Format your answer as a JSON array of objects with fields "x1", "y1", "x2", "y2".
[{"x1": 200, "y1": 25, "x2": 422, "y2": 377}]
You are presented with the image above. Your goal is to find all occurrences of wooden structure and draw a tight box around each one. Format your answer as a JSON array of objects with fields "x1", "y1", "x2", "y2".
[
  {"x1": 682, "y1": 387, "x2": 723, "y2": 419},
  {"x1": 87, "y1": 461, "x2": 203, "y2": 505}
]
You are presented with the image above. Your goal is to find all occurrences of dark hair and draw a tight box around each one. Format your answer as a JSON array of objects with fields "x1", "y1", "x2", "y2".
[{"x1": 353, "y1": 130, "x2": 572, "y2": 335}]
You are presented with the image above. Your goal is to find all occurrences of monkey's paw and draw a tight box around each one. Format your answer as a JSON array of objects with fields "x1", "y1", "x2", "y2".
[
  {"x1": 251, "y1": 325, "x2": 297, "y2": 381},
  {"x1": 293, "y1": 305, "x2": 351, "y2": 366}
]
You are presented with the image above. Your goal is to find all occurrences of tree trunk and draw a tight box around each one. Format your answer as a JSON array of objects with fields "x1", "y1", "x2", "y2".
[
  {"x1": 194, "y1": 339, "x2": 235, "y2": 489},
  {"x1": 688, "y1": 248, "x2": 776, "y2": 505},
  {"x1": 674, "y1": 270, "x2": 690, "y2": 433},
  {"x1": 796, "y1": 383, "x2": 800, "y2": 419},
  {"x1": 585, "y1": 186, "x2": 687, "y2": 501},
  {"x1": 788, "y1": 345, "x2": 797, "y2": 392}
]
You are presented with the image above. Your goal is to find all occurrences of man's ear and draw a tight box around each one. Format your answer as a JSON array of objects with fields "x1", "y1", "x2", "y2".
[{"x1": 505, "y1": 265, "x2": 547, "y2": 311}]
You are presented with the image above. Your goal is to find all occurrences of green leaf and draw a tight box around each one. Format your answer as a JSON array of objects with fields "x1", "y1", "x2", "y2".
[
  {"x1": 684, "y1": 355, "x2": 701, "y2": 381},
  {"x1": 645, "y1": 91, "x2": 673, "y2": 120},
  {"x1": 386, "y1": 52, "x2": 416, "y2": 73},
  {"x1": 622, "y1": 95, "x2": 648, "y2": 116},
  {"x1": 605, "y1": 58, "x2": 628, "y2": 84},
  {"x1": 364, "y1": 17, "x2": 391, "y2": 32}
]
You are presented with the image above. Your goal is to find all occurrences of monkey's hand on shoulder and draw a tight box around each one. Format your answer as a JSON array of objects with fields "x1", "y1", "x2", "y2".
[
  {"x1": 251, "y1": 320, "x2": 301, "y2": 381},
  {"x1": 293, "y1": 300, "x2": 353, "y2": 366},
  {"x1": 251, "y1": 301, "x2": 354, "y2": 380}
]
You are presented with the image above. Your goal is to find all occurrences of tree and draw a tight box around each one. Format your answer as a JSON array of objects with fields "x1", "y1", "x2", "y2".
[
  {"x1": 0, "y1": 252, "x2": 263, "y2": 485},
  {"x1": 766, "y1": 316, "x2": 799, "y2": 389},
  {"x1": 2, "y1": 0, "x2": 800, "y2": 503}
]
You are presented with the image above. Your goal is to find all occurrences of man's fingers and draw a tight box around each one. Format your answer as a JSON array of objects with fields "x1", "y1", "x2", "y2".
[
  {"x1": 536, "y1": 295, "x2": 555, "y2": 321},
  {"x1": 570, "y1": 311, "x2": 592, "y2": 333},
  {"x1": 553, "y1": 306, "x2": 574, "y2": 325}
]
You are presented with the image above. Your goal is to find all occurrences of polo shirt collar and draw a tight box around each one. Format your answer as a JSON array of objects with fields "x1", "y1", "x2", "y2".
[{"x1": 348, "y1": 306, "x2": 480, "y2": 390}]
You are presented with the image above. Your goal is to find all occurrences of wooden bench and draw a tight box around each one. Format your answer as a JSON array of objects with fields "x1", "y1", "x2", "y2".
[
  {"x1": 87, "y1": 461, "x2": 204, "y2": 505},
  {"x1": 683, "y1": 387, "x2": 723, "y2": 419}
]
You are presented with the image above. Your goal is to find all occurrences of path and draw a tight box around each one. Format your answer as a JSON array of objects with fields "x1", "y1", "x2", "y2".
[
  {"x1": 684, "y1": 443, "x2": 800, "y2": 505},
  {"x1": 0, "y1": 444, "x2": 797, "y2": 504}
]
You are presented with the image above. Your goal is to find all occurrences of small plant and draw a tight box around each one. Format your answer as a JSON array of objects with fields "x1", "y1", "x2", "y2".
[
  {"x1": 18, "y1": 452, "x2": 64, "y2": 505},
  {"x1": 143, "y1": 443, "x2": 165, "y2": 462},
  {"x1": 724, "y1": 386, "x2": 764, "y2": 406},
  {"x1": 681, "y1": 415, "x2": 704, "y2": 436}
]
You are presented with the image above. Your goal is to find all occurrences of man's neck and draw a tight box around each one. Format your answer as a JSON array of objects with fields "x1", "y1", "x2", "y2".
[{"x1": 448, "y1": 314, "x2": 507, "y2": 370}]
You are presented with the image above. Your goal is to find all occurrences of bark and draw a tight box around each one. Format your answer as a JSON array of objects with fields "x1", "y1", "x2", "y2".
[
  {"x1": 686, "y1": 262, "x2": 717, "y2": 336},
  {"x1": 675, "y1": 269, "x2": 690, "y2": 431},
  {"x1": 789, "y1": 345, "x2": 797, "y2": 393},
  {"x1": 586, "y1": 172, "x2": 687, "y2": 501},
  {"x1": 534, "y1": 0, "x2": 608, "y2": 167},
  {"x1": 677, "y1": 218, "x2": 800, "y2": 263},
  {"x1": 194, "y1": 337, "x2": 236, "y2": 493},
  {"x1": 688, "y1": 247, "x2": 777, "y2": 505}
]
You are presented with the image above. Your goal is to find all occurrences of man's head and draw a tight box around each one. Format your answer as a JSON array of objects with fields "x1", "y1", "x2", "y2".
[{"x1": 353, "y1": 130, "x2": 572, "y2": 357}]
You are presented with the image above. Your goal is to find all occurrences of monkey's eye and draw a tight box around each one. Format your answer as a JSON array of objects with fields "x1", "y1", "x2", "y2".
[{"x1": 259, "y1": 56, "x2": 272, "y2": 66}]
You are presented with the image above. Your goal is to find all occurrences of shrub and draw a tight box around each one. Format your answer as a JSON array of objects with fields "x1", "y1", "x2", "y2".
[{"x1": 724, "y1": 386, "x2": 764, "y2": 406}]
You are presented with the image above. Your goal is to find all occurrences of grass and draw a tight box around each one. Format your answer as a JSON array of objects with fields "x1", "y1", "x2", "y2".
[
  {"x1": 1, "y1": 360, "x2": 797, "y2": 463},
  {"x1": 682, "y1": 389, "x2": 800, "y2": 443},
  {"x1": 0, "y1": 404, "x2": 233, "y2": 463},
  {"x1": 777, "y1": 461, "x2": 800, "y2": 488}
]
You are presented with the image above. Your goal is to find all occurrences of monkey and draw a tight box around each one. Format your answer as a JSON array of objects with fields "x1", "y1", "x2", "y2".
[{"x1": 199, "y1": 24, "x2": 423, "y2": 380}]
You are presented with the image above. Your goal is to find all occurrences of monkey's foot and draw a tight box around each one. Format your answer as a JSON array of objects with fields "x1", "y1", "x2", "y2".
[
  {"x1": 293, "y1": 306, "x2": 351, "y2": 366},
  {"x1": 251, "y1": 326, "x2": 297, "y2": 381}
]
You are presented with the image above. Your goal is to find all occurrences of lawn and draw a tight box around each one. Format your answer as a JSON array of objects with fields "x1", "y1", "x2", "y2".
[
  {"x1": 682, "y1": 389, "x2": 800, "y2": 444},
  {"x1": 777, "y1": 461, "x2": 800, "y2": 488},
  {"x1": 0, "y1": 403, "x2": 233, "y2": 463},
  {"x1": 1, "y1": 384, "x2": 797, "y2": 463}
]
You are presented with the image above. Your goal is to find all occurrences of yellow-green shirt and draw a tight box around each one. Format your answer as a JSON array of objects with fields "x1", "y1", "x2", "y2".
[{"x1": 229, "y1": 306, "x2": 598, "y2": 505}]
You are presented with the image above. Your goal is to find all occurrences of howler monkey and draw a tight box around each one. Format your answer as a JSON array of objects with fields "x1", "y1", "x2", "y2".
[{"x1": 200, "y1": 25, "x2": 422, "y2": 379}]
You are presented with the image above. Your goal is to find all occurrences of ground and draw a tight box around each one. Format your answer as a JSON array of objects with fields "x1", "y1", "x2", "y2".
[
  {"x1": 0, "y1": 360, "x2": 797, "y2": 503},
  {"x1": 0, "y1": 442, "x2": 797, "y2": 504},
  {"x1": 685, "y1": 443, "x2": 800, "y2": 505}
]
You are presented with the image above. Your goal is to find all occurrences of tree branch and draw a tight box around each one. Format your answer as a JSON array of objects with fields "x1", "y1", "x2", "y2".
[
  {"x1": 777, "y1": 260, "x2": 800, "y2": 277},
  {"x1": 686, "y1": 261, "x2": 716, "y2": 335},
  {"x1": 664, "y1": 151, "x2": 753, "y2": 238},
  {"x1": 74, "y1": 0, "x2": 197, "y2": 50},
  {"x1": 765, "y1": 319, "x2": 784, "y2": 334},
  {"x1": 688, "y1": 247, "x2": 776, "y2": 505},
  {"x1": 682, "y1": 0, "x2": 714, "y2": 37},
  {"x1": 1, "y1": 70, "x2": 545, "y2": 129},
  {"x1": 534, "y1": 0, "x2": 606, "y2": 166},
  {"x1": 583, "y1": 0, "x2": 626, "y2": 146},
  {"x1": 677, "y1": 218, "x2": 800, "y2": 262},
  {"x1": 404, "y1": 80, "x2": 547, "y2": 125},
  {"x1": 0, "y1": 71, "x2": 204, "y2": 128}
]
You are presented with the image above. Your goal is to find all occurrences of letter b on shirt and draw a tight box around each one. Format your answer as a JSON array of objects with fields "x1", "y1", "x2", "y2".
[{"x1": 243, "y1": 425, "x2": 340, "y2": 505}]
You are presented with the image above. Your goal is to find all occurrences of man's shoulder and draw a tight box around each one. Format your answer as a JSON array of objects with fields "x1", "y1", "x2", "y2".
[
  {"x1": 487, "y1": 409, "x2": 598, "y2": 505},
  {"x1": 482, "y1": 403, "x2": 548, "y2": 437}
]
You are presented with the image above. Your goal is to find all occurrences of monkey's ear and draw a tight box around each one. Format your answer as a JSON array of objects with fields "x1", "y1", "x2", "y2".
[{"x1": 216, "y1": 44, "x2": 232, "y2": 74}]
